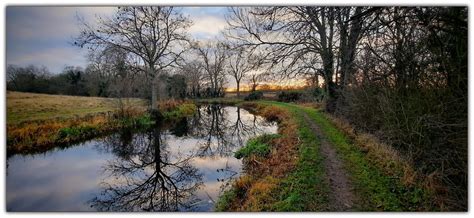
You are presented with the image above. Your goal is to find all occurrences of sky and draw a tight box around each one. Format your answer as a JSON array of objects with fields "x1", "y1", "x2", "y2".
[{"x1": 6, "y1": 6, "x2": 229, "y2": 74}]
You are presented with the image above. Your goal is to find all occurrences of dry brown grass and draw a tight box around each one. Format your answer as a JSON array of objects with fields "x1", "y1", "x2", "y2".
[
  {"x1": 6, "y1": 91, "x2": 148, "y2": 155},
  {"x1": 244, "y1": 176, "x2": 279, "y2": 211},
  {"x1": 7, "y1": 91, "x2": 146, "y2": 124},
  {"x1": 7, "y1": 107, "x2": 149, "y2": 155},
  {"x1": 158, "y1": 99, "x2": 193, "y2": 112},
  {"x1": 158, "y1": 99, "x2": 182, "y2": 111},
  {"x1": 7, "y1": 114, "x2": 112, "y2": 154},
  {"x1": 224, "y1": 102, "x2": 300, "y2": 211}
]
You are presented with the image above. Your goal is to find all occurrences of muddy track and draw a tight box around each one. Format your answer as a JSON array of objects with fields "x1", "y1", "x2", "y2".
[{"x1": 301, "y1": 112, "x2": 356, "y2": 211}]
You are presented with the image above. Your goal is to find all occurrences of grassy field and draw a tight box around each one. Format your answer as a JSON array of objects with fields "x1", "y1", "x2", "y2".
[
  {"x1": 6, "y1": 91, "x2": 147, "y2": 124},
  {"x1": 6, "y1": 92, "x2": 199, "y2": 156},
  {"x1": 6, "y1": 92, "x2": 148, "y2": 155}
]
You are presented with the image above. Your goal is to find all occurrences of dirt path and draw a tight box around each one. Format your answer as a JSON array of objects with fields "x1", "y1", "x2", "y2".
[{"x1": 302, "y1": 112, "x2": 356, "y2": 211}]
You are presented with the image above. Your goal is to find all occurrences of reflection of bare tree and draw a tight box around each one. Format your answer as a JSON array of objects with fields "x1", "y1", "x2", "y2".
[
  {"x1": 98, "y1": 128, "x2": 138, "y2": 160},
  {"x1": 90, "y1": 123, "x2": 203, "y2": 212},
  {"x1": 230, "y1": 107, "x2": 262, "y2": 147},
  {"x1": 169, "y1": 117, "x2": 189, "y2": 137},
  {"x1": 216, "y1": 161, "x2": 239, "y2": 189},
  {"x1": 189, "y1": 105, "x2": 232, "y2": 157},
  {"x1": 187, "y1": 105, "x2": 276, "y2": 158}
]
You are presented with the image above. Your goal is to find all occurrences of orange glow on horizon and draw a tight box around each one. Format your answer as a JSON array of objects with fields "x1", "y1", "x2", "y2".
[{"x1": 225, "y1": 81, "x2": 308, "y2": 93}]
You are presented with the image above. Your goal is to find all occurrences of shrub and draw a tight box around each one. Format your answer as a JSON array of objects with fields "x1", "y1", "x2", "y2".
[
  {"x1": 162, "y1": 103, "x2": 196, "y2": 120},
  {"x1": 309, "y1": 88, "x2": 325, "y2": 102},
  {"x1": 244, "y1": 91, "x2": 264, "y2": 101},
  {"x1": 277, "y1": 90, "x2": 303, "y2": 102},
  {"x1": 261, "y1": 106, "x2": 289, "y2": 122}
]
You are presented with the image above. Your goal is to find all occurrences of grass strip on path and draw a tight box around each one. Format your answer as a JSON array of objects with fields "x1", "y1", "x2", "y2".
[{"x1": 216, "y1": 100, "x2": 431, "y2": 211}]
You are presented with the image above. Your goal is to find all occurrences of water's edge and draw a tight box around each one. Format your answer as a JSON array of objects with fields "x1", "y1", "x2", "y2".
[{"x1": 6, "y1": 105, "x2": 278, "y2": 212}]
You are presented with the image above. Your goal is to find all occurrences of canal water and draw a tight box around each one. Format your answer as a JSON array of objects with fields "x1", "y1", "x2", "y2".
[{"x1": 6, "y1": 105, "x2": 278, "y2": 212}]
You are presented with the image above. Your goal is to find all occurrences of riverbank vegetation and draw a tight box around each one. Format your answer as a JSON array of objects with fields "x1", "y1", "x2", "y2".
[{"x1": 7, "y1": 92, "x2": 196, "y2": 155}]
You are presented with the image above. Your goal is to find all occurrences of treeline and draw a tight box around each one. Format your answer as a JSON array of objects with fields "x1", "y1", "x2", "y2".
[
  {"x1": 227, "y1": 6, "x2": 467, "y2": 210},
  {"x1": 7, "y1": 65, "x2": 91, "y2": 96},
  {"x1": 6, "y1": 62, "x2": 223, "y2": 100}
]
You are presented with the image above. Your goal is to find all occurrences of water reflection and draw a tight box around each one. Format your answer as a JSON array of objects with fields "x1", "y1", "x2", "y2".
[
  {"x1": 91, "y1": 123, "x2": 203, "y2": 211},
  {"x1": 6, "y1": 105, "x2": 277, "y2": 212},
  {"x1": 189, "y1": 105, "x2": 272, "y2": 157}
]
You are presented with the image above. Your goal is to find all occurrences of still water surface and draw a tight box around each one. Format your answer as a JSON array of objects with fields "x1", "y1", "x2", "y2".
[{"x1": 6, "y1": 105, "x2": 278, "y2": 212}]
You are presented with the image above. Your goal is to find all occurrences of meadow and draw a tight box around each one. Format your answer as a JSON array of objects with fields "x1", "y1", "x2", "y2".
[
  {"x1": 6, "y1": 91, "x2": 146, "y2": 124},
  {"x1": 6, "y1": 91, "x2": 195, "y2": 155}
]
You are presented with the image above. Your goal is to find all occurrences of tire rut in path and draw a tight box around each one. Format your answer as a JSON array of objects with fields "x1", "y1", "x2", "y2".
[{"x1": 301, "y1": 112, "x2": 355, "y2": 211}]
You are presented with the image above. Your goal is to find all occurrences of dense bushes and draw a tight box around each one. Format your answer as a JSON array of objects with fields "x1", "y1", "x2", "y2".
[
  {"x1": 336, "y1": 84, "x2": 467, "y2": 210},
  {"x1": 244, "y1": 91, "x2": 263, "y2": 101},
  {"x1": 277, "y1": 90, "x2": 302, "y2": 102},
  {"x1": 6, "y1": 64, "x2": 207, "y2": 100},
  {"x1": 326, "y1": 7, "x2": 468, "y2": 210},
  {"x1": 277, "y1": 89, "x2": 324, "y2": 103}
]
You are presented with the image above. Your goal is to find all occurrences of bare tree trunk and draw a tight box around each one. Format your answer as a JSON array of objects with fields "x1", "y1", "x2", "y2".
[
  {"x1": 340, "y1": 7, "x2": 363, "y2": 87},
  {"x1": 315, "y1": 74, "x2": 319, "y2": 88},
  {"x1": 322, "y1": 54, "x2": 337, "y2": 113},
  {"x1": 150, "y1": 67, "x2": 158, "y2": 110},
  {"x1": 151, "y1": 81, "x2": 157, "y2": 110},
  {"x1": 236, "y1": 80, "x2": 240, "y2": 98}
]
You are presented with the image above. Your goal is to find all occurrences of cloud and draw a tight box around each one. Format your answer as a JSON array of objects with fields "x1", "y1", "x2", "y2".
[
  {"x1": 7, "y1": 7, "x2": 115, "y2": 41},
  {"x1": 7, "y1": 46, "x2": 88, "y2": 73},
  {"x1": 6, "y1": 6, "x2": 230, "y2": 73},
  {"x1": 6, "y1": 6, "x2": 116, "y2": 73},
  {"x1": 188, "y1": 15, "x2": 228, "y2": 39}
]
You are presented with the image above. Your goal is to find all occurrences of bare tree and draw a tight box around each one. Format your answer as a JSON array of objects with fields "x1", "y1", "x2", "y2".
[
  {"x1": 75, "y1": 6, "x2": 191, "y2": 110},
  {"x1": 194, "y1": 41, "x2": 228, "y2": 97},
  {"x1": 226, "y1": 6, "x2": 373, "y2": 112},
  {"x1": 179, "y1": 61, "x2": 204, "y2": 98},
  {"x1": 247, "y1": 71, "x2": 265, "y2": 92},
  {"x1": 6, "y1": 65, "x2": 51, "y2": 93},
  {"x1": 226, "y1": 46, "x2": 257, "y2": 97}
]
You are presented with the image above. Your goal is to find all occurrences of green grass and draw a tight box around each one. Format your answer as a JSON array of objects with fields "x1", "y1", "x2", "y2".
[
  {"x1": 215, "y1": 186, "x2": 240, "y2": 211},
  {"x1": 57, "y1": 125, "x2": 99, "y2": 141},
  {"x1": 225, "y1": 101, "x2": 330, "y2": 211},
  {"x1": 7, "y1": 93, "x2": 197, "y2": 155},
  {"x1": 162, "y1": 103, "x2": 197, "y2": 120},
  {"x1": 265, "y1": 102, "x2": 330, "y2": 211},
  {"x1": 302, "y1": 106, "x2": 428, "y2": 211},
  {"x1": 219, "y1": 100, "x2": 429, "y2": 211},
  {"x1": 235, "y1": 134, "x2": 280, "y2": 159}
]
